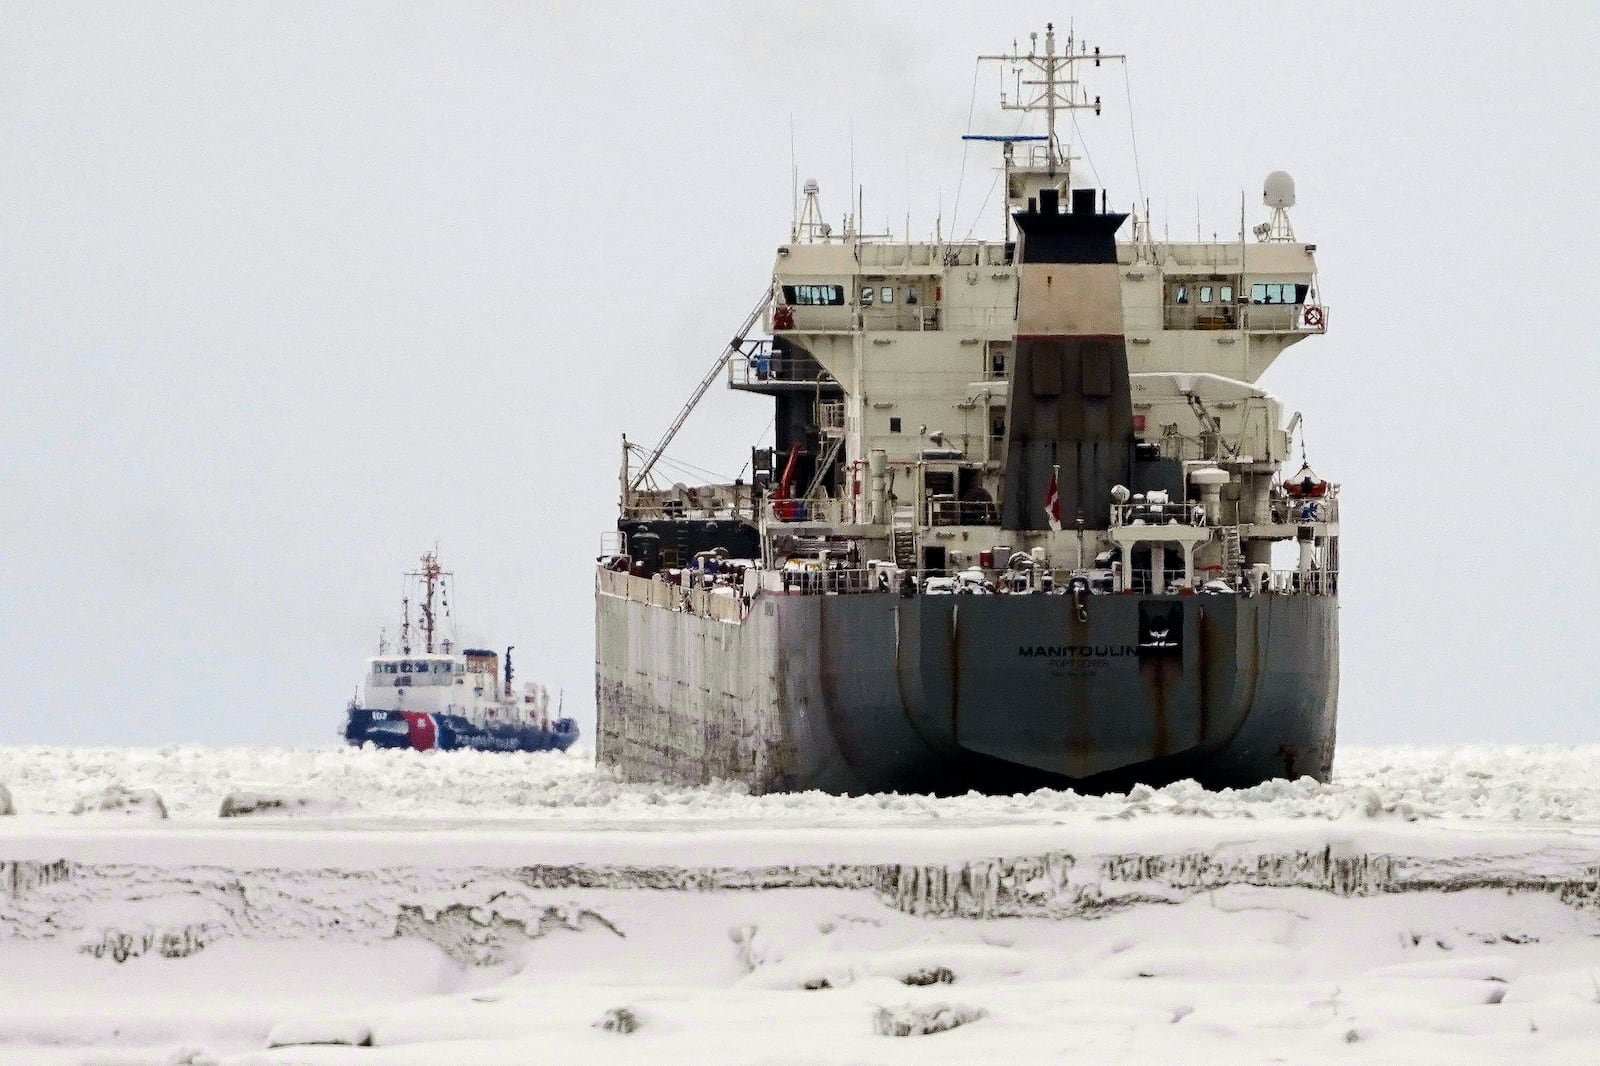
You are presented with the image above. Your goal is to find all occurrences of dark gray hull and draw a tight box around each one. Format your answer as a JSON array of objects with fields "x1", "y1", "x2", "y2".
[{"x1": 596, "y1": 588, "x2": 1337, "y2": 795}]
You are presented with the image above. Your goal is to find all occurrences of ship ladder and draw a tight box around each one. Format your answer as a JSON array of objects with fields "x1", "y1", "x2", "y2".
[
  {"x1": 801, "y1": 434, "x2": 846, "y2": 503},
  {"x1": 892, "y1": 526, "x2": 918, "y2": 569},
  {"x1": 1221, "y1": 524, "x2": 1244, "y2": 585}
]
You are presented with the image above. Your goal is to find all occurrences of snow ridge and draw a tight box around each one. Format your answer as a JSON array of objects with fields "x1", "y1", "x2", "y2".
[{"x1": 4, "y1": 843, "x2": 1599, "y2": 966}]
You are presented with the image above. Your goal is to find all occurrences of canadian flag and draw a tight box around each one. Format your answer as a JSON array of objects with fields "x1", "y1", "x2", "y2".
[{"x1": 1044, "y1": 469, "x2": 1062, "y2": 531}]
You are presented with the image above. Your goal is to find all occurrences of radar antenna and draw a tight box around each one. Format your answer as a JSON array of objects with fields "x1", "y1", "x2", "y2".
[{"x1": 1258, "y1": 171, "x2": 1297, "y2": 241}]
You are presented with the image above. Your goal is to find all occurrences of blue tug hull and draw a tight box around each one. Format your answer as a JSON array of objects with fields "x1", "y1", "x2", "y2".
[{"x1": 345, "y1": 708, "x2": 580, "y2": 753}]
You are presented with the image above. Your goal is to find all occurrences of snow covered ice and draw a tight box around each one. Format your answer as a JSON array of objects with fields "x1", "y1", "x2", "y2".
[{"x1": 2, "y1": 745, "x2": 1600, "y2": 1063}]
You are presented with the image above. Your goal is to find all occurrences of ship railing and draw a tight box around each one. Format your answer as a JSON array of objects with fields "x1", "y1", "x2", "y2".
[
  {"x1": 930, "y1": 241, "x2": 1014, "y2": 268},
  {"x1": 771, "y1": 304, "x2": 944, "y2": 335},
  {"x1": 1132, "y1": 302, "x2": 1330, "y2": 334},
  {"x1": 728, "y1": 352, "x2": 838, "y2": 387},
  {"x1": 927, "y1": 497, "x2": 1000, "y2": 527},
  {"x1": 817, "y1": 400, "x2": 846, "y2": 435},
  {"x1": 770, "y1": 305, "x2": 854, "y2": 333},
  {"x1": 764, "y1": 497, "x2": 852, "y2": 525},
  {"x1": 1251, "y1": 568, "x2": 1339, "y2": 596},
  {"x1": 596, "y1": 566, "x2": 748, "y2": 623},
  {"x1": 1111, "y1": 501, "x2": 1209, "y2": 526},
  {"x1": 1121, "y1": 566, "x2": 1337, "y2": 596},
  {"x1": 1268, "y1": 493, "x2": 1340, "y2": 524},
  {"x1": 622, "y1": 502, "x2": 752, "y2": 522},
  {"x1": 758, "y1": 567, "x2": 885, "y2": 596},
  {"x1": 623, "y1": 482, "x2": 754, "y2": 522}
]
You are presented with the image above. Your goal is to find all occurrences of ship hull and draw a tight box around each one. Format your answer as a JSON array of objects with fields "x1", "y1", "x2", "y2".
[
  {"x1": 595, "y1": 588, "x2": 1336, "y2": 795},
  {"x1": 345, "y1": 708, "x2": 580, "y2": 754}
]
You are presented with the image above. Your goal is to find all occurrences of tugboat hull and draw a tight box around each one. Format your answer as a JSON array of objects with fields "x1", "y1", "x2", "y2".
[
  {"x1": 345, "y1": 708, "x2": 580, "y2": 754},
  {"x1": 595, "y1": 589, "x2": 1336, "y2": 795}
]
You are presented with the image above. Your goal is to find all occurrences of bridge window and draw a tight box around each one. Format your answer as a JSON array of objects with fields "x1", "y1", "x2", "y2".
[
  {"x1": 880, "y1": 286, "x2": 894, "y2": 304},
  {"x1": 860, "y1": 286, "x2": 874, "y2": 306},
  {"x1": 1165, "y1": 276, "x2": 1242, "y2": 330},
  {"x1": 780, "y1": 284, "x2": 845, "y2": 306},
  {"x1": 1250, "y1": 282, "x2": 1308, "y2": 305}
]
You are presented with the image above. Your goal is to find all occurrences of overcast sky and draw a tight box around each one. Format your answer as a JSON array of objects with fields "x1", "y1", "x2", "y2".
[{"x1": 3, "y1": 1, "x2": 1596, "y2": 750}]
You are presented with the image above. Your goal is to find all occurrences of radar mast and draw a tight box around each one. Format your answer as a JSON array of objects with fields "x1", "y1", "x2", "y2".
[
  {"x1": 980, "y1": 23, "x2": 1123, "y2": 175},
  {"x1": 404, "y1": 549, "x2": 453, "y2": 654},
  {"x1": 976, "y1": 24, "x2": 1124, "y2": 240}
]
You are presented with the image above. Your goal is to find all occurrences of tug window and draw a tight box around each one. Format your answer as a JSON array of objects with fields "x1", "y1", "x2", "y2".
[
  {"x1": 1173, "y1": 285, "x2": 1189, "y2": 305},
  {"x1": 399, "y1": 662, "x2": 412, "y2": 673},
  {"x1": 890, "y1": 417, "x2": 902, "y2": 433},
  {"x1": 860, "y1": 286, "x2": 874, "y2": 306},
  {"x1": 905, "y1": 287, "x2": 919, "y2": 305},
  {"x1": 880, "y1": 286, "x2": 894, "y2": 304},
  {"x1": 1199, "y1": 285, "x2": 1213, "y2": 303},
  {"x1": 1220, "y1": 285, "x2": 1234, "y2": 302},
  {"x1": 780, "y1": 284, "x2": 846, "y2": 306}
]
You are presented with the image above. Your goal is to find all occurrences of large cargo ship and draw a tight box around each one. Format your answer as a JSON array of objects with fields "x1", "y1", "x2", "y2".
[{"x1": 596, "y1": 26, "x2": 1338, "y2": 795}]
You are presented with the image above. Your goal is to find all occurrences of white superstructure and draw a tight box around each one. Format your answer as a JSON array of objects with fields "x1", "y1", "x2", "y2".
[{"x1": 646, "y1": 23, "x2": 1337, "y2": 597}]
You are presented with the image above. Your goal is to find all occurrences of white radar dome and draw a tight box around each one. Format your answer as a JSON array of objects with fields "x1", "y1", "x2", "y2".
[{"x1": 1263, "y1": 171, "x2": 1296, "y2": 209}]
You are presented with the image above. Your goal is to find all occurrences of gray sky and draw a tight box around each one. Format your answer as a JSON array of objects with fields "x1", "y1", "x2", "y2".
[{"x1": 3, "y1": 1, "x2": 1596, "y2": 749}]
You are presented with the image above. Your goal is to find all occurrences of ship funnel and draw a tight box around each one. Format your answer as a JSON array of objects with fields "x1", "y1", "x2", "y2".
[
  {"x1": 1071, "y1": 188, "x2": 1097, "y2": 214},
  {"x1": 1038, "y1": 187, "x2": 1059, "y2": 215}
]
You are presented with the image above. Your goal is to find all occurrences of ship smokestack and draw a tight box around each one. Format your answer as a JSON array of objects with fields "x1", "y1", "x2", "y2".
[{"x1": 1002, "y1": 189, "x2": 1133, "y2": 531}]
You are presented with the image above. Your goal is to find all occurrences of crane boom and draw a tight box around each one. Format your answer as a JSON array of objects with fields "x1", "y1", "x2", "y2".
[{"x1": 628, "y1": 288, "x2": 774, "y2": 493}]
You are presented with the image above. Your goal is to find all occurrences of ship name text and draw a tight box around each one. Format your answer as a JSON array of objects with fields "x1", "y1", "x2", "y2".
[{"x1": 1018, "y1": 644, "x2": 1137, "y2": 659}]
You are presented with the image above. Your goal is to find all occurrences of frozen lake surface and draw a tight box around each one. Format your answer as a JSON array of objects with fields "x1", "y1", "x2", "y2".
[{"x1": 1, "y1": 745, "x2": 1598, "y2": 1064}]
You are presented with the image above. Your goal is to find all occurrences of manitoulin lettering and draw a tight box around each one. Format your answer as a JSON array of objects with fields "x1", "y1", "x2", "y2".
[{"x1": 1018, "y1": 645, "x2": 1137, "y2": 659}]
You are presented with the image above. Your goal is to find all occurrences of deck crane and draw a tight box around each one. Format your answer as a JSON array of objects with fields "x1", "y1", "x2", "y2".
[{"x1": 627, "y1": 288, "x2": 774, "y2": 494}]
